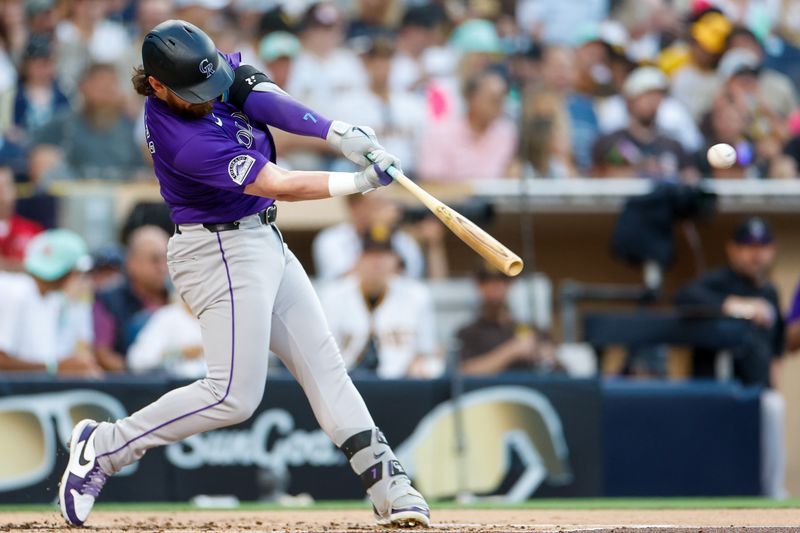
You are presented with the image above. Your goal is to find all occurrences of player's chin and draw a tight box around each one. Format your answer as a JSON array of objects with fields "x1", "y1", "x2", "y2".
[{"x1": 169, "y1": 100, "x2": 215, "y2": 120}]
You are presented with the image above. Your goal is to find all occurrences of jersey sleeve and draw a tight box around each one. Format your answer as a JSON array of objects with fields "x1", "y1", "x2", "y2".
[
  {"x1": 223, "y1": 52, "x2": 332, "y2": 139},
  {"x1": 242, "y1": 86, "x2": 333, "y2": 139},
  {"x1": 172, "y1": 131, "x2": 269, "y2": 191}
]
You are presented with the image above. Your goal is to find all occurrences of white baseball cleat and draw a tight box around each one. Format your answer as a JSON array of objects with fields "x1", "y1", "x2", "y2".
[
  {"x1": 374, "y1": 478, "x2": 431, "y2": 528},
  {"x1": 338, "y1": 428, "x2": 431, "y2": 528},
  {"x1": 58, "y1": 419, "x2": 109, "y2": 526}
]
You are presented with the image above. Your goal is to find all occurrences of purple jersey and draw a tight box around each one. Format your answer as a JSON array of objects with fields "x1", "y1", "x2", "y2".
[{"x1": 145, "y1": 53, "x2": 273, "y2": 224}]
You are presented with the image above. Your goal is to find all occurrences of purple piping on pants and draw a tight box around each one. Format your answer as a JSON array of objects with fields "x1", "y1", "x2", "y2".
[{"x1": 98, "y1": 233, "x2": 236, "y2": 460}]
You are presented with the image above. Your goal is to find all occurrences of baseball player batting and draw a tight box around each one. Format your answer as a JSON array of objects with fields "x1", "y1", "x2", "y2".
[{"x1": 58, "y1": 20, "x2": 429, "y2": 528}]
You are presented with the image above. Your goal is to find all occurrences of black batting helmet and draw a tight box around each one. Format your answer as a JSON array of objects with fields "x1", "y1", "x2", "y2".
[{"x1": 142, "y1": 20, "x2": 234, "y2": 104}]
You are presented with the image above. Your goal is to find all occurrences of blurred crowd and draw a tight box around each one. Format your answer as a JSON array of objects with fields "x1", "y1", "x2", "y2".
[
  {"x1": 1, "y1": 0, "x2": 800, "y2": 386},
  {"x1": 0, "y1": 0, "x2": 799, "y2": 185}
]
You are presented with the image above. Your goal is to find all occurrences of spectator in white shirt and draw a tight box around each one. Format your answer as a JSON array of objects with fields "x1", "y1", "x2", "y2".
[
  {"x1": 517, "y1": 0, "x2": 609, "y2": 45},
  {"x1": 596, "y1": 78, "x2": 704, "y2": 153},
  {"x1": 335, "y1": 37, "x2": 427, "y2": 174},
  {"x1": 0, "y1": 229, "x2": 100, "y2": 376},
  {"x1": 119, "y1": 0, "x2": 175, "y2": 112},
  {"x1": 312, "y1": 189, "x2": 424, "y2": 280},
  {"x1": 318, "y1": 225, "x2": 440, "y2": 379},
  {"x1": 286, "y1": 2, "x2": 368, "y2": 120},
  {"x1": 127, "y1": 299, "x2": 205, "y2": 379},
  {"x1": 389, "y1": 4, "x2": 443, "y2": 93},
  {"x1": 54, "y1": 0, "x2": 132, "y2": 96},
  {"x1": 256, "y1": 30, "x2": 327, "y2": 166}
]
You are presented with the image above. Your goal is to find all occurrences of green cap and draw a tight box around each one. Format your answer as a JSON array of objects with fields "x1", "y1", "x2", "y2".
[
  {"x1": 24, "y1": 229, "x2": 91, "y2": 282},
  {"x1": 259, "y1": 32, "x2": 301, "y2": 63},
  {"x1": 449, "y1": 19, "x2": 503, "y2": 55},
  {"x1": 26, "y1": 0, "x2": 55, "y2": 16}
]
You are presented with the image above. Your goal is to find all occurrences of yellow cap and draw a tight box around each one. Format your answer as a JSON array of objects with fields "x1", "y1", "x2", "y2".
[
  {"x1": 362, "y1": 223, "x2": 394, "y2": 252},
  {"x1": 658, "y1": 44, "x2": 690, "y2": 75},
  {"x1": 691, "y1": 12, "x2": 732, "y2": 54}
]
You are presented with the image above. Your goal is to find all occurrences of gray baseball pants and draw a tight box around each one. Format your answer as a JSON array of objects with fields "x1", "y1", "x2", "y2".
[{"x1": 94, "y1": 213, "x2": 374, "y2": 474}]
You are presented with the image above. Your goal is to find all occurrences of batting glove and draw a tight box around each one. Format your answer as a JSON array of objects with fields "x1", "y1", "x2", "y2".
[
  {"x1": 327, "y1": 120, "x2": 384, "y2": 167},
  {"x1": 354, "y1": 149, "x2": 401, "y2": 193}
]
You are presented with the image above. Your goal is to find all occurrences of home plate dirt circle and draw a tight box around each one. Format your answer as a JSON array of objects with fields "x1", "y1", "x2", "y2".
[{"x1": 2, "y1": 508, "x2": 800, "y2": 532}]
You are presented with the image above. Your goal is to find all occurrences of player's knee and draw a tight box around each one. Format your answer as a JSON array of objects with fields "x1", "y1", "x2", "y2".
[{"x1": 222, "y1": 392, "x2": 261, "y2": 424}]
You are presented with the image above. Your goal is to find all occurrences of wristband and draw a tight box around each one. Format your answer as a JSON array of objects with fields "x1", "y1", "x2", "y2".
[{"x1": 328, "y1": 172, "x2": 360, "y2": 197}]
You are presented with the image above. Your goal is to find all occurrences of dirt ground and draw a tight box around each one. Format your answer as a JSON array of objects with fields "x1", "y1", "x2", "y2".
[{"x1": 2, "y1": 508, "x2": 800, "y2": 533}]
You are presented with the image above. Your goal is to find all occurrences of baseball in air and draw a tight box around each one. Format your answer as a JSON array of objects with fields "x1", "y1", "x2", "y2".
[{"x1": 707, "y1": 143, "x2": 737, "y2": 169}]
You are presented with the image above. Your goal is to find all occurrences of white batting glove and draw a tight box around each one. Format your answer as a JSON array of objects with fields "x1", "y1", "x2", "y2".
[
  {"x1": 326, "y1": 120, "x2": 384, "y2": 167},
  {"x1": 354, "y1": 149, "x2": 401, "y2": 193}
]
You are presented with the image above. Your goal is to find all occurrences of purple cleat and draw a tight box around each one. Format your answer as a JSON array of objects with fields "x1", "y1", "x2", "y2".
[{"x1": 58, "y1": 419, "x2": 109, "y2": 526}]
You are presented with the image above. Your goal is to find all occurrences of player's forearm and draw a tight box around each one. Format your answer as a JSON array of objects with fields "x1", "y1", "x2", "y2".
[
  {"x1": 273, "y1": 170, "x2": 334, "y2": 201},
  {"x1": 246, "y1": 161, "x2": 389, "y2": 201},
  {"x1": 242, "y1": 88, "x2": 332, "y2": 139},
  {"x1": 245, "y1": 163, "x2": 344, "y2": 201}
]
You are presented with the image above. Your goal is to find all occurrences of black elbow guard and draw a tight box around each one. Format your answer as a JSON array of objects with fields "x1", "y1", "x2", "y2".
[{"x1": 226, "y1": 64, "x2": 272, "y2": 109}]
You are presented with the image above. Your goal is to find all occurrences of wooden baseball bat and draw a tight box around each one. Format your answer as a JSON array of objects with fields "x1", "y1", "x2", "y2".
[{"x1": 385, "y1": 166, "x2": 524, "y2": 277}]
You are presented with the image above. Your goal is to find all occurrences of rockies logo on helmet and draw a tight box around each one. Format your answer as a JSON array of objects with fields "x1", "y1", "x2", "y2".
[{"x1": 199, "y1": 58, "x2": 215, "y2": 79}]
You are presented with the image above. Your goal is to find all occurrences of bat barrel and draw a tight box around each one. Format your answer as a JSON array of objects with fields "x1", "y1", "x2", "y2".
[
  {"x1": 504, "y1": 258, "x2": 524, "y2": 277},
  {"x1": 472, "y1": 243, "x2": 523, "y2": 277},
  {"x1": 376, "y1": 160, "x2": 525, "y2": 277}
]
